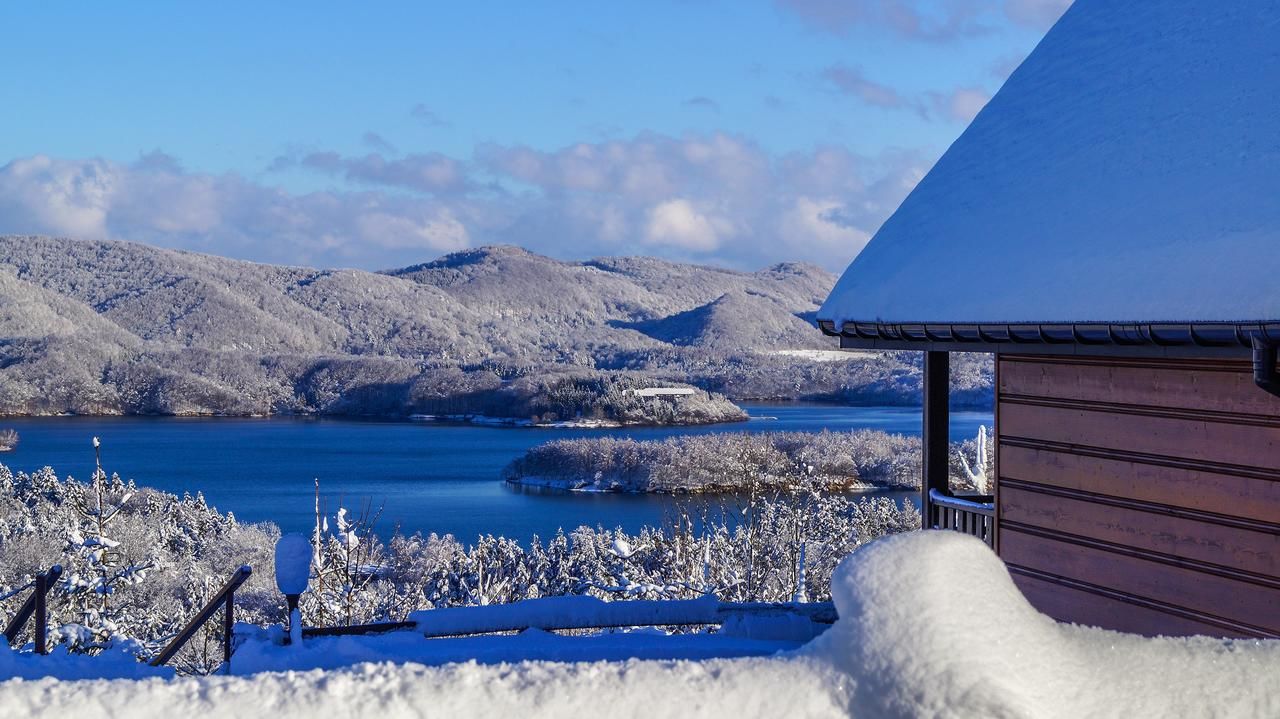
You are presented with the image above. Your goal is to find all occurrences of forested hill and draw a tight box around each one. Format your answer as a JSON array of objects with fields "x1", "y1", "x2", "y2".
[{"x1": 0, "y1": 236, "x2": 992, "y2": 418}]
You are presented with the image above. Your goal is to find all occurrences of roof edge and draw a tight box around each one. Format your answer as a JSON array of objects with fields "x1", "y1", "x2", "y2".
[{"x1": 817, "y1": 320, "x2": 1280, "y2": 349}]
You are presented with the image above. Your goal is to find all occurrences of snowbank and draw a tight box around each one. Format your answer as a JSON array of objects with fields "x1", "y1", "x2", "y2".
[
  {"x1": 0, "y1": 643, "x2": 170, "y2": 681},
  {"x1": 806, "y1": 531, "x2": 1280, "y2": 718},
  {"x1": 2, "y1": 532, "x2": 1277, "y2": 718}
]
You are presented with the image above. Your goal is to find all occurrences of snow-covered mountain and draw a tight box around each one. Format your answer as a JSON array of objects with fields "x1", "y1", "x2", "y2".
[{"x1": 0, "y1": 236, "x2": 990, "y2": 416}]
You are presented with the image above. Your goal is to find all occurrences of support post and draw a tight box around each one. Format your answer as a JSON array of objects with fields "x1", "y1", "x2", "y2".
[
  {"x1": 922, "y1": 351, "x2": 951, "y2": 529},
  {"x1": 223, "y1": 590, "x2": 235, "y2": 673},
  {"x1": 34, "y1": 572, "x2": 48, "y2": 655}
]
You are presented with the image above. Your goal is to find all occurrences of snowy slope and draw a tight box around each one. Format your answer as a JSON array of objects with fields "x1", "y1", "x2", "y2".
[
  {"x1": 2, "y1": 531, "x2": 1276, "y2": 718},
  {"x1": 820, "y1": 1, "x2": 1280, "y2": 327}
]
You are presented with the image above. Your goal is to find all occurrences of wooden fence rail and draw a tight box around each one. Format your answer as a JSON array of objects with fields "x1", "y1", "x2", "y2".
[
  {"x1": 3, "y1": 565, "x2": 63, "y2": 655},
  {"x1": 150, "y1": 565, "x2": 251, "y2": 672}
]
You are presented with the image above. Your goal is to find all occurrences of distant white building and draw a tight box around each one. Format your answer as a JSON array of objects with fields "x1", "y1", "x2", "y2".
[{"x1": 625, "y1": 387, "x2": 697, "y2": 398}]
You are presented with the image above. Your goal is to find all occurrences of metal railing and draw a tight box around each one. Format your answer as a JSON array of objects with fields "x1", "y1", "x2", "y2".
[
  {"x1": 150, "y1": 565, "x2": 251, "y2": 672},
  {"x1": 3, "y1": 565, "x2": 63, "y2": 655},
  {"x1": 928, "y1": 489, "x2": 996, "y2": 548}
]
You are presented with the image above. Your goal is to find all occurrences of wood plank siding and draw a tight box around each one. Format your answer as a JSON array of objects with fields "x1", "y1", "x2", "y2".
[{"x1": 996, "y1": 354, "x2": 1280, "y2": 638}]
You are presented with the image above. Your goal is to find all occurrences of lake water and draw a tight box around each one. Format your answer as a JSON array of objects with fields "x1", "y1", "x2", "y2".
[{"x1": 0, "y1": 404, "x2": 991, "y2": 542}]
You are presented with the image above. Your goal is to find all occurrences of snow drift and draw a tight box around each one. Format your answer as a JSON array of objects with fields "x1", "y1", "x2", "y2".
[
  {"x1": 2, "y1": 531, "x2": 1277, "y2": 719},
  {"x1": 813, "y1": 531, "x2": 1279, "y2": 718}
]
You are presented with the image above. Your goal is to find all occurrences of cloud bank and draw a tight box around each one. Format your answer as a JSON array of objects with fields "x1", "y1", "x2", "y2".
[
  {"x1": 777, "y1": 0, "x2": 1073, "y2": 39},
  {"x1": 0, "y1": 135, "x2": 929, "y2": 272}
]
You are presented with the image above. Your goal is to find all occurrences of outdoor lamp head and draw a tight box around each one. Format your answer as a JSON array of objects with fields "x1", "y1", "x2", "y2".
[{"x1": 274, "y1": 533, "x2": 312, "y2": 596}]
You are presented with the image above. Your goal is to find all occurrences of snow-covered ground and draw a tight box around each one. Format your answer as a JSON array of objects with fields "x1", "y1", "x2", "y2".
[{"x1": 2, "y1": 531, "x2": 1277, "y2": 718}]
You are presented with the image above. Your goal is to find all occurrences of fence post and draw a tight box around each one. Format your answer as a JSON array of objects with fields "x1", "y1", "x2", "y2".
[
  {"x1": 34, "y1": 572, "x2": 47, "y2": 655},
  {"x1": 223, "y1": 589, "x2": 235, "y2": 673}
]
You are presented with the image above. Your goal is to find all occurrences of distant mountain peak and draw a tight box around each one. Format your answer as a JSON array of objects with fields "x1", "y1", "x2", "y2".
[{"x1": 387, "y1": 244, "x2": 540, "y2": 275}]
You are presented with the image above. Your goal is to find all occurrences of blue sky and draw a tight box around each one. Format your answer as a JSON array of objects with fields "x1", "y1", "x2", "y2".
[{"x1": 0, "y1": 0, "x2": 1068, "y2": 271}]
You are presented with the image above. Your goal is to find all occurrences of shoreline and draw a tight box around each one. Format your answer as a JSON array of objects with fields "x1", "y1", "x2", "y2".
[{"x1": 0, "y1": 411, "x2": 751, "y2": 429}]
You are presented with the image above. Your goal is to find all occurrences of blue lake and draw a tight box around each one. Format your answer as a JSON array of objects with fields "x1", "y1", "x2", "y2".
[{"x1": 0, "y1": 404, "x2": 991, "y2": 542}]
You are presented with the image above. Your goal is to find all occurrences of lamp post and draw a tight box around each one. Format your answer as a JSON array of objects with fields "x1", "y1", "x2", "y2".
[{"x1": 274, "y1": 533, "x2": 312, "y2": 645}]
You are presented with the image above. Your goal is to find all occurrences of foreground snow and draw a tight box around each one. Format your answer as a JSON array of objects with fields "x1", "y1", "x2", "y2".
[{"x1": 2, "y1": 532, "x2": 1277, "y2": 718}]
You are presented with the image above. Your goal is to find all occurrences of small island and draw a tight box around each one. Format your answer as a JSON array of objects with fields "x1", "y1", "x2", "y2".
[
  {"x1": 503, "y1": 429, "x2": 923, "y2": 494},
  {"x1": 0, "y1": 428, "x2": 18, "y2": 452}
]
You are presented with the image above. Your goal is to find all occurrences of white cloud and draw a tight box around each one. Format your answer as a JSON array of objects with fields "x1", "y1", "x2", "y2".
[
  {"x1": 821, "y1": 65, "x2": 907, "y2": 109},
  {"x1": 929, "y1": 86, "x2": 992, "y2": 122},
  {"x1": 0, "y1": 133, "x2": 933, "y2": 271},
  {"x1": 361, "y1": 132, "x2": 398, "y2": 155},
  {"x1": 1003, "y1": 0, "x2": 1072, "y2": 29},
  {"x1": 777, "y1": 0, "x2": 1072, "y2": 38},
  {"x1": 823, "y1": 66, "x2": 992, "y2": 124},
  {"x1": 0, "y1": 155, "x2": 115, "y2": 239},
  {"x1": 683, "y1": 96, "x2": 721, "y2": 112},
  {"x1": 776, "y1": 0, "x2": 990, "y2": 42},
  {"x1": 644, "y1": 199, "x2": 725, "y2": 252},
  {"x1": 409, "y1": 104, "x2": 450, "y2": 128},
  {"x1": 275, "y1": 151, "x2": 469, "y2": 195},
  {"x1": 353, "y1": 209, "x2": 470, "y2": 252},
  {"x1": 781, "y1": 197, "x2": 872, "y2": 257}
]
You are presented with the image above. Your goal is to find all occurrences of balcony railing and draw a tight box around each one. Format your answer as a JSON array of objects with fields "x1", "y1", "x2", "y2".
[{"x1": 928, "y1": 489, "x2": 995, "y2": 548}]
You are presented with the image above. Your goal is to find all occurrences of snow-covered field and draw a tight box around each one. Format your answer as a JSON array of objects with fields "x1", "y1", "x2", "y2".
[{"x1": 2, "y1": 531, "x2": 1277, "y2": 719}]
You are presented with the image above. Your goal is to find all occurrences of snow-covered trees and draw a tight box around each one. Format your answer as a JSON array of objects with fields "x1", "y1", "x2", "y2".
[
  {"x1": 0, "y1": 460, "x2": 279, "y2": 670},
  {"x1": 56, "y1": 437, "x2": 153, "y2": 653},
  {"x1": 957, "y1": 426, "x2": 990, "y2": 494},
  {"x1": 1, "y1": 452, "x2": 921, "y2": 671},
  {"x1": 951, "y1": 426, "x2": 995, "y2": 494}
]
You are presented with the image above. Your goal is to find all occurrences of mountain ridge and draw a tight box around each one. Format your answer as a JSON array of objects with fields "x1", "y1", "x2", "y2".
[{"x1": 0, "y1": 235, "x2": 992, "y2": 417}]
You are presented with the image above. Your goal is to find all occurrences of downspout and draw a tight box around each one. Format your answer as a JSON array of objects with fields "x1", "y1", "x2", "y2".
[{"x1": 1252, "y1": 336, "x2": 1280, "y2": 397}]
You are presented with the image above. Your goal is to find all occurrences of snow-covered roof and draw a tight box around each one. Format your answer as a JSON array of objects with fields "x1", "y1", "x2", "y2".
[{"x1": 819, "y1": 2, "x2": 1280, "y2": 331}]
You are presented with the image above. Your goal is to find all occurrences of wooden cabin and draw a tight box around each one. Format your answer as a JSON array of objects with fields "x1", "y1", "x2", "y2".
[{"x1": 817, "y1": 1, "x2": 1280, "y2": 639}]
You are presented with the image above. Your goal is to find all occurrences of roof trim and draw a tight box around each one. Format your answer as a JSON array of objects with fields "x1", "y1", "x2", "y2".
[{"x1": 818, "y1": 320, "x2": 1280, "y2": 350}]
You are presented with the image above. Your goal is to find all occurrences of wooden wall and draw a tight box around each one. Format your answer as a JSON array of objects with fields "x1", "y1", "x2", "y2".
[{"x1": 995, "y1": 353, "x2": 1280, "y2": 638}]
